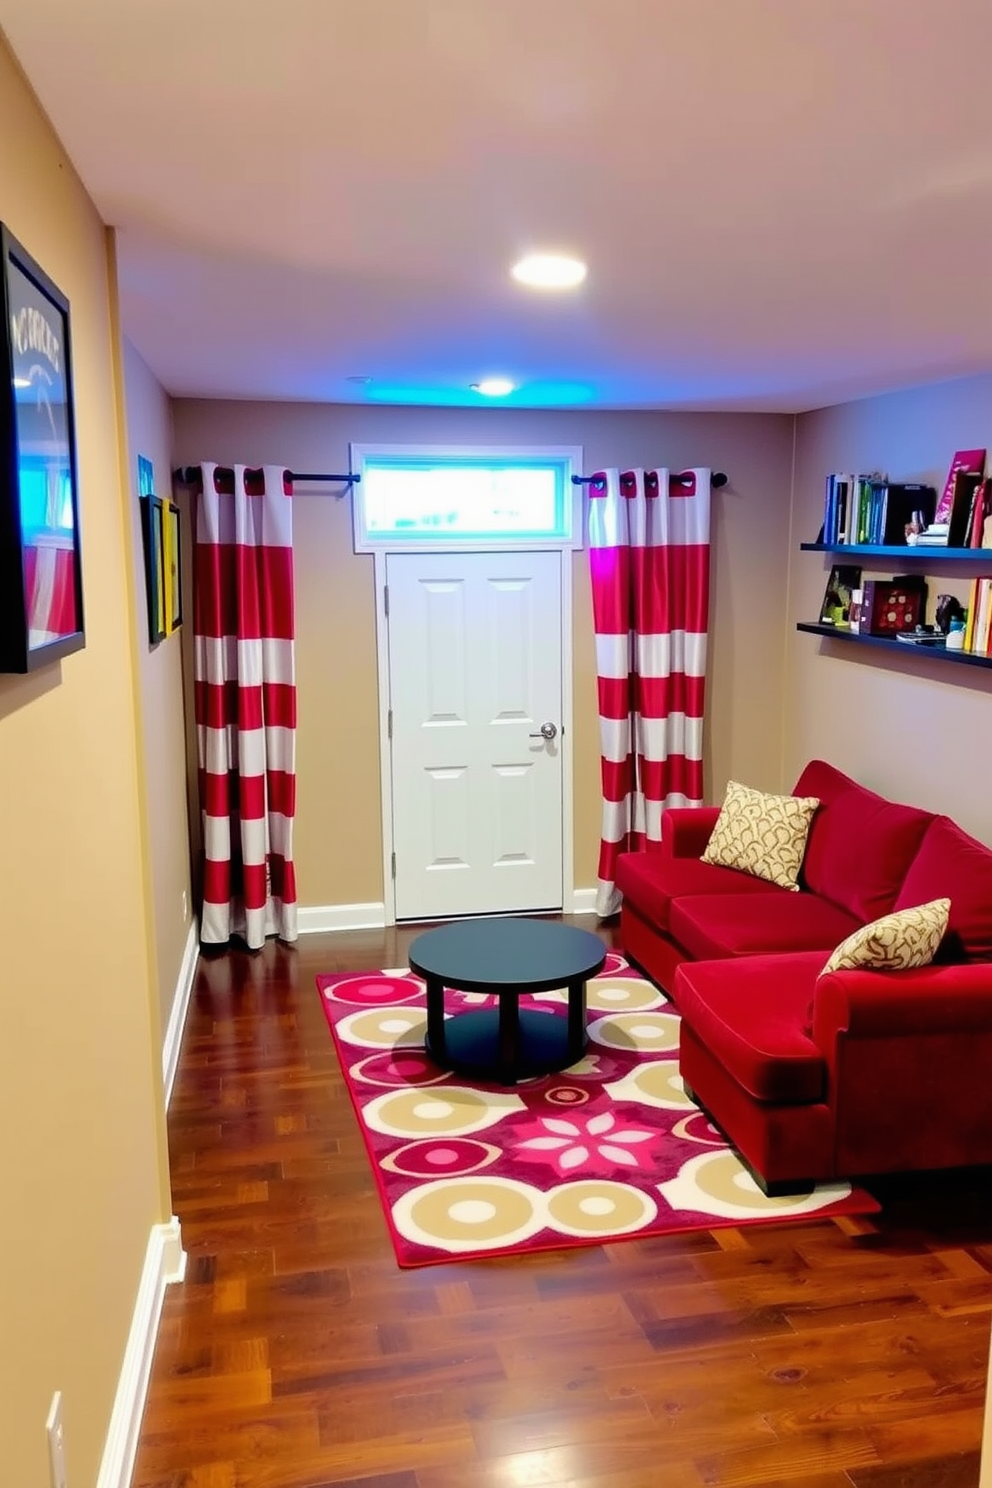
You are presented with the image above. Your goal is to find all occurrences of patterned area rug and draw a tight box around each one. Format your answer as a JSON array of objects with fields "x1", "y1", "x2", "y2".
[{"x1": 316, "y1": 954, "x2": 879, "y2": 1267}]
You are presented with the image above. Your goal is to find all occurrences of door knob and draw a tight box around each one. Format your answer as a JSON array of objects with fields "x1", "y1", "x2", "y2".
[{"x1": 529, "y1": 722, "x2": 558, "y2": 740}]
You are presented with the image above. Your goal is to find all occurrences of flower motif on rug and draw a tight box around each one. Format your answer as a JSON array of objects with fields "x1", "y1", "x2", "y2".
[{"x1": 513, "y1": 1107, "x2": 662, "y2": 1178}]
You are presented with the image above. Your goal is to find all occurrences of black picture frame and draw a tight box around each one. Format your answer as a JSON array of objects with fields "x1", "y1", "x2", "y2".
[
  {"x1": 818, "y1": 564, "x2": 862, "y2": 627},
  {"x1": 0, "y1": 224, "x2": 85, "y2": 672},
  {"x1": 165, "y1": 500, "x2": 182, "y2": 631},
  {"x1": 140, "y1": 495, "x2": 166, "y2": 644}
]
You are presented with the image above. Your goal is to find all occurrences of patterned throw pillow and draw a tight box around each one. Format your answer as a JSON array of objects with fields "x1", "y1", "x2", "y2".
[
  {"x1": 820, "y1": 897, "x2": 951, "y2": 976},
  {"x1": 700, "y1": 779, "x2": 820, "y2": 891}
]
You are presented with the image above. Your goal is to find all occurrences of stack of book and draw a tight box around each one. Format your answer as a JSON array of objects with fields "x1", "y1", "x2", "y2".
[
  {"x1": 820, "y1": 474, "x2": 937, "y2": 547},
  {"x1": 915, "y1": 450, "x2": 988, "y2": 548},
  {"x1": 963, "y1": 577, "x2": 992, "y2": 655},
  {"x1": 822, "y1": 474, "x2": 884, "y2": 545}
]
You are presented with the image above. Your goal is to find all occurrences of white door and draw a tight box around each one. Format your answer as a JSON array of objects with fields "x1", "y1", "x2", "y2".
[{"x1": 386, "y1": 551, "x2": 564, "y2": 920}]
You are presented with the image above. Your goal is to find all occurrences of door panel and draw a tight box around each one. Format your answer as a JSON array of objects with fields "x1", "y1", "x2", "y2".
[{"x1": 387, "y1": 551, "x2": 563, "y2": 920}]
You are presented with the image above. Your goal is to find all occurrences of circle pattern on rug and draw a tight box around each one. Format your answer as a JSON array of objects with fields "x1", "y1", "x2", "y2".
[
  {"x1": 546, "y1": 1180, "x2": 657, "y2": 1236},
  {"x1": 543, "y1": 1084, "x2": 591, "y2": 1108},
  {"x1": 557, "y1": 1050, "x2": 620, "y2": 1081},
  {"x1": 319, "y1": 960, "x2": 874, "y2": 1260},
  {"x1": 392, "y1": 1176, "x2": 544, "y2": 1252},
  {"x1": 671, "y1": 1110, "x2": 725, "y2": 1146},
  {"x1": 604, "y1": 1059, "x2": 691, "y2": 1110},
  {"x1": 588, "y1": 1011, "x2": 680, "y2": 1053},
  {"x1": 348, "y1": 1050, "x2": 450, "y2": 1088},
  {"x1": 321, "y1": 973, "x2": 422, "y2": 1006},
  {"x1": 362, "y1": 1085, "x2": 524, "y2": 1138},
  {"x1": 658, "y1": 1150, "x2": 853, "y2": 1219},
  {"x1": 380, "y1": 1138, "x2": 501, "y2": 1178},
  {"x1": 586, "y1": 977, "x2": 667, "y2": 1013},
  {"x1": 334, "y1": 1006, "x2": 429, "y2": 1049}
]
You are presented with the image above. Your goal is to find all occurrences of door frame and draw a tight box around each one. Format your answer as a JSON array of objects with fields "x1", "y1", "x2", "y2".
[{"x1": 372, "y1": 547, "x2": 576, "y2": 926}]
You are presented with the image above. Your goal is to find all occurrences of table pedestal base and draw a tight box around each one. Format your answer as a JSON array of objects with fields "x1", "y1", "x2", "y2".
[{"x1": 426, "y1": 1007, "x2": 588, "y2": 1085}]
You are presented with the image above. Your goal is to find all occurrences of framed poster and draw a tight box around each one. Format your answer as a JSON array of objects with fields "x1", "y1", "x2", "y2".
[
  {"x1": 0, "y1": 224, "x2": 85, "y2": 672},
  {"x1": 140, "y1": 494, "x2": 166, "y2": 643},
  {"x1": 164, "y1": 500, "x2": 182, "y2": 632}
]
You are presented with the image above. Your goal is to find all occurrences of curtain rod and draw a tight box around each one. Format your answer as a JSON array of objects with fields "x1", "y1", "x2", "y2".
[
  {"x1": 572, "y1": 470, "x2": 728, "y2": 489},
  {"x1": 174, "y1": 466, "x2": 360, "y2": 493}
]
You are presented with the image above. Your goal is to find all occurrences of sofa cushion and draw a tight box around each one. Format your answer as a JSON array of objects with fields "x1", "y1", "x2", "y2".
[
  {"x1": 674, "y1": 954, "x2": 826, "y2": 1102},
  {"x1": 700, "y1": 779, "x2": 820, "y2": 890},
  {"x1": 795, "y1": 760, "x2": 933, "y2": 922},
  {"x1": 821, "y1": 897, "x2": 950, "y2": 976},
  {"x1": 670, "y1": 892, "x2": 861, "y2": 962},
  {"x1": 615, "y1": 850, "x2": 782, "y2": 932},
  {"x1": 895, "y1": 816, "x2": 992, "y2": 961}
]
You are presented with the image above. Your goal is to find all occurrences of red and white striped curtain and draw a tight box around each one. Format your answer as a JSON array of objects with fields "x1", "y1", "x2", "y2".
[
  {"x1": 588, "y1": 468, "x2": 711, "y2": 917},
  {"x1": 194, "y1": 463, "x2": 298, "y2": 948}
]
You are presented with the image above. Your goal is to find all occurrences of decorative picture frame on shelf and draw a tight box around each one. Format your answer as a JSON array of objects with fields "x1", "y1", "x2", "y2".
[
  {"x1": 0, "y1": 224, "x2": 85, "y2": 672},
  {"x1": 818, "y1": 564, "x2": 862, "y2": 627}
]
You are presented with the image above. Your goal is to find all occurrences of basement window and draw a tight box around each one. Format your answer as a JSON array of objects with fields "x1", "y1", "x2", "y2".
[{"x1": 350, "y1": 445, "x2": 582, "y2": 552}]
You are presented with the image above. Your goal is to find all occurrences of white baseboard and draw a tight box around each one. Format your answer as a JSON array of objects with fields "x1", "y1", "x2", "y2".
[
  {"x1": 162, "y1": 919, "x2": 199, "y2": 1108},
  {"x1": 299, "y1": 897, "x2": 597, "y2": 929},
  {"x1": 97, "y1": 1217, "x2": 186, "y2": 1488},
  {"x1": 297, "y1": 902, "x2": 387, "y2": 933}
]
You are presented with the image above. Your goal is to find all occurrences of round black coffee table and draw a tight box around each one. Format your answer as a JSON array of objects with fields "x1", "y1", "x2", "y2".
[{"x1": 408, "y1": 917, "x2": 607, "y2": 1085}]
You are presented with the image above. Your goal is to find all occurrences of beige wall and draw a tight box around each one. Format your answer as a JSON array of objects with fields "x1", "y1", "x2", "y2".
[
  {"x1": 123, "y1": 338, "x2": 193, "y2": 1042},
  {"x1": 172, "y1": 400, "x2": 795, "y2": 906},
  {"x1": 786, "y1": 374, "x2": 992, "y2": 843},
  {"x1": 0, "y1": 38, "x2": 169, "y2": 1488}
]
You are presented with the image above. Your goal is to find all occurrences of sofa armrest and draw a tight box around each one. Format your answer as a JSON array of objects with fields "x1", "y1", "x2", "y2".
[
  {"x1": 810, "y1": 960, "x2": 992, "y2": 1177},
  {"x1": 812, "y1": 962, "x2": 992, "y2": 1045},
  {"x1": 660, "y1": 806, "x2": 721, "y2": 859}
]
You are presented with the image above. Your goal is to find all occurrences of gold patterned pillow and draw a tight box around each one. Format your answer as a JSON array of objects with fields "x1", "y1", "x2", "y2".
[
  {"x1": 820, "y1": 897, "x2": 950, "y2": 976},
  {"x1": 700, "y1": 779, "x2": 820, "y2": 891}
]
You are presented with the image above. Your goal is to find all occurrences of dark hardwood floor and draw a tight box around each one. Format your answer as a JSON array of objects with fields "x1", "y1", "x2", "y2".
[{"x1": 132, "y1": 919, "x2": 992, "y2": 1488}]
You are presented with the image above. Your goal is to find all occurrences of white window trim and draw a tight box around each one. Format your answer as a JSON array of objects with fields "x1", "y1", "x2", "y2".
[{"x1": 350, "y1": 442, "x2": 585, "y2": 554}]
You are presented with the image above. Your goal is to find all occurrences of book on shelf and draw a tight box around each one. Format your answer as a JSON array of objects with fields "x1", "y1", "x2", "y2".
[
  {"x1": 966, "y1": 477, "x2": 992, "y2": 548},
  {"x1": 883, "y1": 483, "x2": 936, "y2": 544},
  {"x1": 964, "y1": 577, "x2": 992, "y2": 656},
  {"x1": 914, "y1": 526, "x2": 950, "y2": 547},
  {"x1": 964, "y1": 582, "x2": 978, "y2": 651},
  {"x1": 818, "y1": 475, "x2": 936, "y2": 546},
  {"x1": 914, "y1": 470, "x2": 984, "y2": 548},
  {"x1": 933, "y1": 449, "x2": 986, "y2": 528}
]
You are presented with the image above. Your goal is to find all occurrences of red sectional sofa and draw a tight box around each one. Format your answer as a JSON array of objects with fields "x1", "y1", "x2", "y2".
[{"x1": 615, "y1": 760, "x2": 992, "y2": 1192}]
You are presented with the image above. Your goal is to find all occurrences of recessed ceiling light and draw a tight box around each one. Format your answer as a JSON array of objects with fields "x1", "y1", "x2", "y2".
[
  {"x1": 471, "y1": 378, "x2": 515, "y2": 397},
  {"x1": 511, "y1": 253, "x2": 587, "y2": 290}
]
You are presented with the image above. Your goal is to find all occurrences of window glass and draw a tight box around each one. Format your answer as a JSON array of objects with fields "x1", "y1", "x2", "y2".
[{"x1": 359, "y1": 458, "x2": 569, "y2": 542}]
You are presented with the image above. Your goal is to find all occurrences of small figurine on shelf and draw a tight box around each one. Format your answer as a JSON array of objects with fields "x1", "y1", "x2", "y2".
[
  {"x1": 935, "y1": 594, "x2": 965, "y2": 635},
  {"x1": 905, "y1": 511, "x2": 927, "y2": 545}
]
